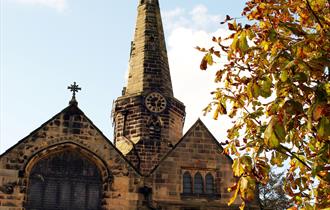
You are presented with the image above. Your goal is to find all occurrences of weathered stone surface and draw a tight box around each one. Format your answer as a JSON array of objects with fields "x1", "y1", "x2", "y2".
[
  {"x1": 113, "y1": 0, "x2": 186, "y2": 176},
  {"x1": 148, "y1": 120, "x2": 240, "y2": 208},
  {"x1": 0, "y1": 104, "x2": 141, "y2": 210},
  {"x1": 126, "y1": 0, "x2": 172, "y2": 97}
]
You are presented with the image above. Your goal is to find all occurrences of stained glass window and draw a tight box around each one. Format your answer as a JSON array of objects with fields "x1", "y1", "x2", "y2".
[
  {"x1": 194, "y1": 172, "x2": 204, "y2": 194},
  {"x1": 183, "y1": 171, "x2": 192, "y2": 193},
  {"x1": 26, "y1": 151, "x2": 102, "y2": 210},
  {"x1": 205, "y1": 173, "x2": 215, "y2": 194}
]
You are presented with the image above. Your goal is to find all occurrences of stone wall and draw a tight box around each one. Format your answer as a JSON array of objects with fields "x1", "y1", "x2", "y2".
[
  {"x1": 113, "y1": 0, "x2": 186, "y2": 177},
  {"x1": 143, "y1": 120, "x2": 260, "y2": 210},
  {"x1": 0, "y1": 106, "x2": 259, "y2": 210},
  {"x1": 114, "y1": 94, "x2": 185, "y2": 175},
  {"x1": 0, "y1": 104, "x2": 141, "y2": 210},
  {"x1": 125, "y1": 0, "x2": 173, "y2": 97}
]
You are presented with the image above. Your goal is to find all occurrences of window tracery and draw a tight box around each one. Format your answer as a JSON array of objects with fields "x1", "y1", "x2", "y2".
[
  {"x1": 194, "y1": 172, "x2": 203, "y2": 194},
  {"x1": 147, "y1": 115, "x2": 162, "y2": 141},
  {"x1": 26, "y1": 151, "x2": 102, "y2": 210},
  {"x1": 181, "y1": 170, "x2": 219, "y2": 199},
  {"x1": 183, "y1": 171, "x2": 192, "y2": 193},
  {"x1": 205, "y1": 173, "x2": 215, "y2": 194}
]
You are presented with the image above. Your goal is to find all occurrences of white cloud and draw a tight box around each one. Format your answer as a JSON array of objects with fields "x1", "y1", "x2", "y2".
[
  {"x1": 190, "y1": 5, "x2": 221, "y2": 29},
  {"x1": 163, "y1": 5, "x2": 233, "y2": 142},
  {"x1": 7, "y1": 0, "x2": 68, "y2": 12},
  {"x1": 162, "y1": 7, "x2": 189, "y2": 32},
  {"x1": 162, "y1": 4, "x2": 221, "y2": 32}
]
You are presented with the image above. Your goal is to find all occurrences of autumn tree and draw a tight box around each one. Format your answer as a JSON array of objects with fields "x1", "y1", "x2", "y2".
[{"x1": 198, "y1": 0, "x2": 330, "y2": 209}]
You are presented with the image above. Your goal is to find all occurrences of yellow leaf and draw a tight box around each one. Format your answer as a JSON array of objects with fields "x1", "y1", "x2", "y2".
[
  {"x1": 252, "y1": 82, "x2": 260, "y2": 98},
  {"x1": 239, "y1": 202, "x2": 246, "y2": 210},
  {"x1": 205, "y1": 53, "x2": 213, "y2": 65},
  {"x1": 239, "y1": 176, "x2": 256, "y2": 202},
  {"x1": 239, "y1": 31, "x2": 249, "y2": 52},
  {"x1": 247, "y1": 28, "x2": 255, "y2": 39},
  {"x1": 228, "y1": 182, "x2": 240, "y2": 206},
  {"x1": 260, "y1": 21, "x2": 266, "y2": 29},
  {"x1": 213, "y1": 106, "x2": 219, "y2": 120},
  {"x1": 324, "y1": 83, "x2": 330, "y2": 95},
  {"x1": 247, "y1": 82, "x2": 253, "y2": 100},
  {"x1": 280, "y1": 70, "x2": 288, "y2": 82},
  {"x1": 261, "y1": 40, "x2": 269, "y2": 51},
  {"x1": 264, "y1": 118, "x2": 280, "y2": 149},
  {"x1": 232, "y1": 158, "x2": 244, "y2": 177},
  {"x1": 231, "y1": 33, "x2": 240, "y2": 52}
]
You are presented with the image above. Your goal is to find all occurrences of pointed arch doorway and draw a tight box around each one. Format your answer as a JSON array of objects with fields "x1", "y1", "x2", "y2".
[{"x1": 26, "y1": 150, "x2": 102, "y2": 210}]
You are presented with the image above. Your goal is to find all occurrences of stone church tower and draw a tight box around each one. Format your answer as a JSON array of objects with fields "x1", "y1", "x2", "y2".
[
  {"x1": 113, "y1": 0, "x2": 185, "y2": 175},
  {"x1": 0, "y1": 0, "x2": 261, "y2": 210}
]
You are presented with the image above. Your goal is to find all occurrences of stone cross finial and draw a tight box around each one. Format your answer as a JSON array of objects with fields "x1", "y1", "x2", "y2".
[{"x1": 68, "y1": 82, "x2": 81, "y2": 105}]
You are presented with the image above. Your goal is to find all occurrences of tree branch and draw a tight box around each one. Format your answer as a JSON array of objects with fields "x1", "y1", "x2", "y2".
[
  {"x1": 305, "y1": 0, "x2": 324, "y2": 29},
  {"x1": 279, "y1": 145, "x2": 311, "y2": 170},
  {"x1": 225, "y1": 88, "x2": 263, "y2": 126}
]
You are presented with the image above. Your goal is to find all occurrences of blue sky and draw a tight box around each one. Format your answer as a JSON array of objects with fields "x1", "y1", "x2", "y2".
[{"x1": 0, "y1": 0, "x2": 246, "y2": 153}]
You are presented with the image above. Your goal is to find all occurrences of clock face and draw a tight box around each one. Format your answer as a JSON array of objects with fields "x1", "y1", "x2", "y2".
[{"x1": 145, "y1": 92, "x2": 167, "y2": 113}]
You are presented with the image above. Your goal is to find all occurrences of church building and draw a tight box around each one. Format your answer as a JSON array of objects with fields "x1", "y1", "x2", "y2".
[{"x1": 0, "y1": 0, "x2": 260, "y2": 209}]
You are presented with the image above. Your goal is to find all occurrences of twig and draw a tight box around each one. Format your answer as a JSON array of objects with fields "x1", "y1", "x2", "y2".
[
  {"x1": 280, "y1": 145, "x2": 311, "y2": 170},
  {"x1": 305, "y1": 0, "x2": 324, "y2": 29}
]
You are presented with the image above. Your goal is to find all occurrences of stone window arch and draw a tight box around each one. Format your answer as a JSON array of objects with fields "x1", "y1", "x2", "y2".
[
  {"x1": 205, "y1": 173, "x2": 215, "y2": 194},
  {"x1": 182, "y1": 171, "x2": 192, "y2": 193},
  {"x1": 26, "y1": 150, "x2": 102, "y2": 210},
  {"x1": 194, "y1": 172, "x2": 204, "y2": 194}
]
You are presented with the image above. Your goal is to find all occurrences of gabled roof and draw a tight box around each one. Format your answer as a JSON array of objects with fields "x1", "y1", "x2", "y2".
[
  {"x1": 0, "y1": 103, "x2": 142, "y2": 176},
  {"x1": 0, "y1": 102, "x2": 233, "y2": 178},
  {"x1": 149, "y1": 118, "x2": 233, "y2": 175}
]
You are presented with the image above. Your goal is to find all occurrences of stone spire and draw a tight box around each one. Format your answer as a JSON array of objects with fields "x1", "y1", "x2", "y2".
[
  {"x1": 113, "y1": 0, "x2": 186, "y2": 175},
  {"x1": 125, "y1": 0, "x2": 173, "y2": 97}
]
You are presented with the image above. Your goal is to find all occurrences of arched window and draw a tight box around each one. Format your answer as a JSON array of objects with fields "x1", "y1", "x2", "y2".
[
  {"x1": 205, "y1": 173, "x2": 215, "y2": 194},
  {"x1": 26, "y1": 151, "x2": 102, "y2": 210},
  {"x1": 183, "y1": 171, "x2": 192, "y2": 193},
  {"x1": 194, "y1": 172, "x2": 204, "y2": 194},
  {"x1": 147, "y1": 116, "x2": 162, "y2": 141}
]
